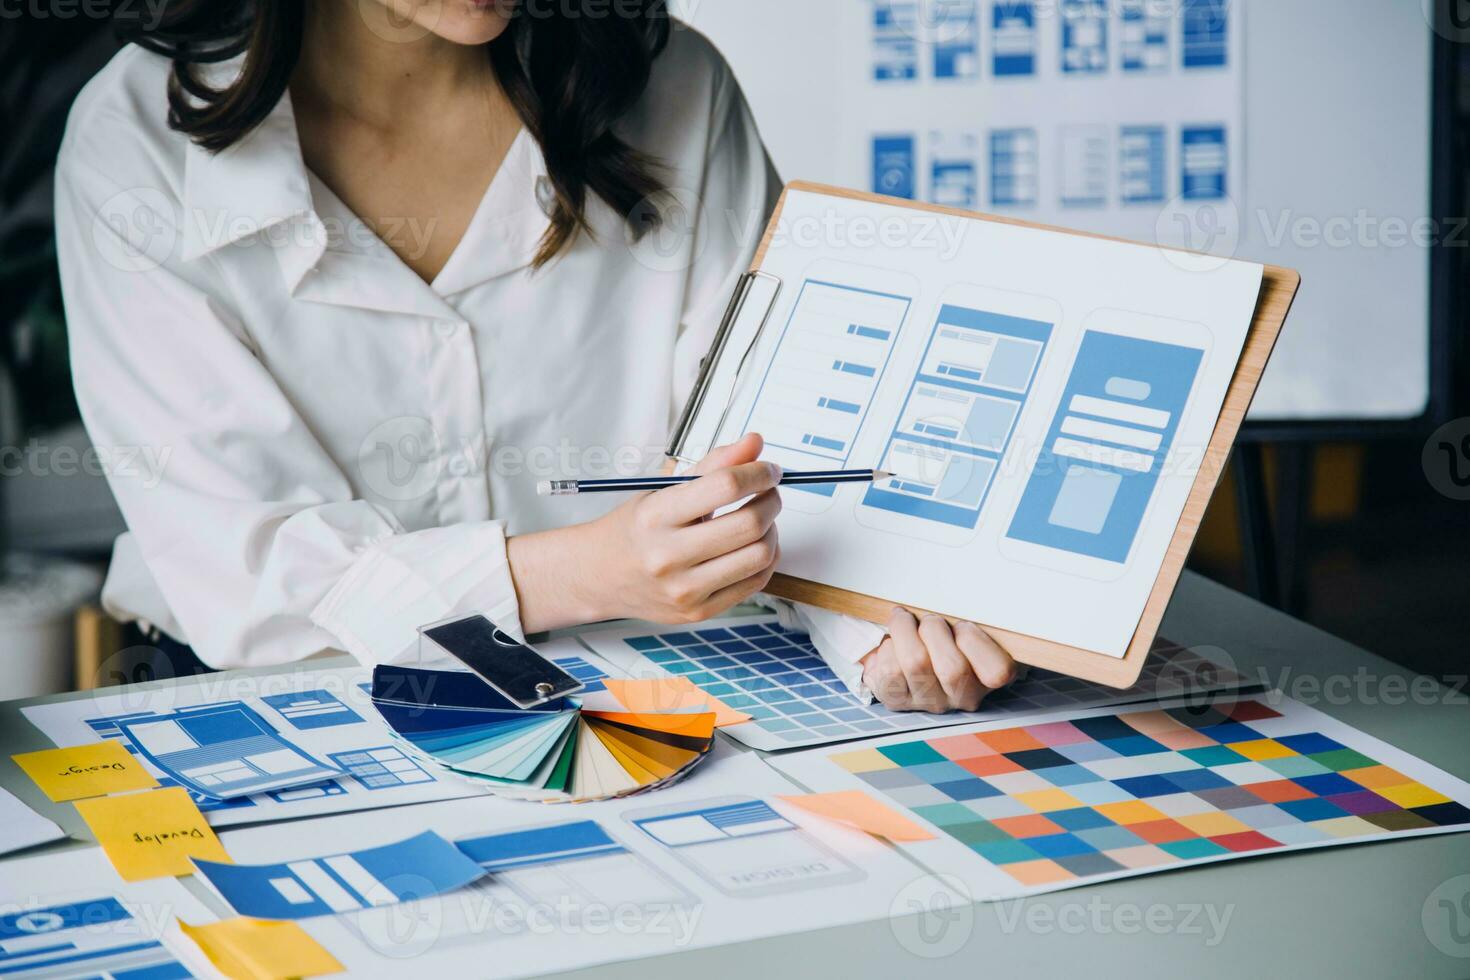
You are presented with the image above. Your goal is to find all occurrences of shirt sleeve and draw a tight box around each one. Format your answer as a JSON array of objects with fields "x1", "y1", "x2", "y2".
[
  {"x1": 753, "y1": 596, "x2": 886, "y2": 703},
  {"x1": 57, "y1": 155, "x2": 522, "y2": 670}
]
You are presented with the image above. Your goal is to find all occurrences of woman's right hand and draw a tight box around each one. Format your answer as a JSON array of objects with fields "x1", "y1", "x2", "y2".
[{"x1": 509, "y1": 433, "x2": 783, "y2": 632}]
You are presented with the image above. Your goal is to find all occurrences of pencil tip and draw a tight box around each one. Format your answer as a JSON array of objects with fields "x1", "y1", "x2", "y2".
[{"x1": 873, "y1": 470, "x2": 892, "y2": 481}]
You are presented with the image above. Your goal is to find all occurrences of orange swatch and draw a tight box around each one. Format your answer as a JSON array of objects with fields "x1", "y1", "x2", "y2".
[
  {"x1": 778, "y1": 790, "x2": 937, "y2": 842},
  {"x1": 588, "y1": 722, "x2": 702, "y2": 775},
  {"x1": 581, "y1": 710, "x2": 717, "y2": 740},
  {"x1": 603, "y1": 678, "x2": 753, "y2": 728}
]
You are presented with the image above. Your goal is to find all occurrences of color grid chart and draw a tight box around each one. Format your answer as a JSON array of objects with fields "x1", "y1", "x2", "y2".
[
  {"x1": 772, "y1": 696, "x2": 1470, "y2": 899},
  {"x1": 578, "y1": 616, "x2": 1250, "y2": 752}
]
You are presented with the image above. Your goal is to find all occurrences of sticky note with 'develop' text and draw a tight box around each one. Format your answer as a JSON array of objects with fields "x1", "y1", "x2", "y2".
[{"x1": 75, "y1": 786, "x2": 231, "y2": 881}]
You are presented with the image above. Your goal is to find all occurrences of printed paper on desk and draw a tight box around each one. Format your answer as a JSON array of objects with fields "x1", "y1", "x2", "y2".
[
  {"x1": 19, "y1": 659, "x2": 630, "y2": 826},
  {"x1": 115, "y1": 703, "x2": 342, "y2": 800},
  {"x1": 204, "y1": 752, "x2": 958, "y2": 978},
  {"x1": 12, "y1": 740, "x2": 159, "y2": 801},
  {"x1": 0, "y1": 847, "x2": 221, "y2": 978},
  {"x1": 698, "y1": 188, "x2": 1265, "y2": 659},
  {"x1": 76, "y1": 786, "x2": 232, "y2": 881},
  {"x1": 0, "y1": 785, "x2": 64, "y2": 856}
]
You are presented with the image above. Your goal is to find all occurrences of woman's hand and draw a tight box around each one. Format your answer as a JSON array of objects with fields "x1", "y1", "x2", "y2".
[
  {"x1": 509, "y1": 433, "x2": 782, "y2": 632},
  {"x1": 860, "y1": 608, "x2": 1017, "y2": 713}
]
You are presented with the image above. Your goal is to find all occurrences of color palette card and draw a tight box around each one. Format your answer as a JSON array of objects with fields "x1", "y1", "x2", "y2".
[
  {"x1": 770, "y1": 694, "x2": 1470, "y2": 899},
  {"x1": 580, "y1": 615, "x2": 1252, "y2": 750},
  {"x1": 371, "y1": 666, "x2": 717, "y2": 803}
]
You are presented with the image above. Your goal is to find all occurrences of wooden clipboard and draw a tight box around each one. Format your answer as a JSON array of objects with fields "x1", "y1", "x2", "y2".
[{"x1": 674, "y1": 181, "x2": 1300, "y2": 689}]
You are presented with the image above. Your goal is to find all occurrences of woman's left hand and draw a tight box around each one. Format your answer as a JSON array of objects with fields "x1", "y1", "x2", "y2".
[{"x1": 860, "y1": 608, "x2": 1018, "y2": 713}]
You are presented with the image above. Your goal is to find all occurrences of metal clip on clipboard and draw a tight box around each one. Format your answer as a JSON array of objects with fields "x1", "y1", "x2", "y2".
[{"x1": 666, "y1": 271, "x2": 783, "y2": 463}]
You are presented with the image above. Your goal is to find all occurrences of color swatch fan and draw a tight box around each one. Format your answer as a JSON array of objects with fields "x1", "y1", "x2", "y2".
[{"x1": 370, "y1": 666, "x2": 716, "y2": 803}]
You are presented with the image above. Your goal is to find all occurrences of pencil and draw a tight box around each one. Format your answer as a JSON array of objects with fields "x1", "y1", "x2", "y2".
[{"x1": 537, "y1": 468, "x2": 890, "y2": 496}]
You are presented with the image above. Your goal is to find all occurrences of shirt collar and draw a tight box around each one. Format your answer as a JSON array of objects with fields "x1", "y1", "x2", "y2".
[
  {"x1": 430, "y1": 127, "x2": 552, "y2": 295},
  {"x1": 180, "y1": 59, "x2": 316, "y2": 264},
  {"x1": 180, "y1": 61, "x2": 552, "y2": 299}
]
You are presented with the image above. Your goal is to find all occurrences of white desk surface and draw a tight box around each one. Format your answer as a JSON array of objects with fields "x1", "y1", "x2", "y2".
[{"x1": 2, "y1": 572, "x2": 1467, "y2": 978}]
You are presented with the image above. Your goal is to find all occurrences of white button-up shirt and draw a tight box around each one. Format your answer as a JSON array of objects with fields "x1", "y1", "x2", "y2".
[{"x1": 56, "y1": 29, "x2": 885, "y2": 684}]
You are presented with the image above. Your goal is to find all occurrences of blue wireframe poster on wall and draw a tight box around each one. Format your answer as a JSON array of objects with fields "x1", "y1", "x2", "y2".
[{"x1": 852, "y1": 0, "x2": 1243, "y2": 249}]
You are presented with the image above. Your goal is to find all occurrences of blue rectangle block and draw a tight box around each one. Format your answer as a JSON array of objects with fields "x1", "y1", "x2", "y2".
[{"x1": 458, "y1": 820, "x2": 622, "y2": 871}]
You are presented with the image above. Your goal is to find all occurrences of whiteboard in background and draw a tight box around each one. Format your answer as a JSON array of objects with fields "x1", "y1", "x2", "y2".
[{"x1": 673, "y1": 0, "x2": 1434, "y2": 422}]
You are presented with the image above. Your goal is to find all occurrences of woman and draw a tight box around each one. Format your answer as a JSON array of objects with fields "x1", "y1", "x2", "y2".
[{"x1": 56, "y1": 0, "x2": 1017, "y2": 713}]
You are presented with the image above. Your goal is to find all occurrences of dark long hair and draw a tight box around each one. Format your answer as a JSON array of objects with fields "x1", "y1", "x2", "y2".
[{"x1": 114, "y1": 1, "x2": 672, "y2": 267}]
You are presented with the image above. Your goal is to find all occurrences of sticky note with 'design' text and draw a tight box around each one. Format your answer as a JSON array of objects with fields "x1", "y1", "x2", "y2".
[
  {"x1": 75, "y1": 786, "x2": 231, "y2": 881},
  {"x1": 11, "y1": 740, "x2": 158, "y2": 802}
]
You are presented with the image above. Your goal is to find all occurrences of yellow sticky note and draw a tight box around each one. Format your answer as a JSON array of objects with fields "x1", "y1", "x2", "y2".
[
  {"x1": 12, "y1": 741, "x2": 159, "y2": 802},
  {"x1": 181, "y1": 918, "x2": 343, "y2": 980},
  {"x1": 75, "y1": 787, "x2": 231, "y2": 881},
  {"x1": 779, "y1": 790, "x2": 937, "y2": 842},
  {"x1": 604, "y1": 677, "x2": 753, "y2": 728}
]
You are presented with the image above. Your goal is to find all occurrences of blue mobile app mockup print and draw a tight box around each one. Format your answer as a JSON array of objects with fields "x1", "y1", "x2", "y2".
[
  {"x1": 990, "y1": 129, "x2": 1040, "y2": 207},
  {"x1": 1181, "y1": 126, "x2": 1228, "y2": 200},
  {"x1": 930, "y1": 133, "x2": 979, "y2": 208},
  {"x1": 1119, "y1": 0, "x2": 1169, "y2": 72},
  {"x1": 992, "y1": 2, "x2": 1037, "y2": 77},
  {"x1": 932, "y1": 0, "x2": 980, "y2": 80},
  {"x1": 864, "y1": 305, "x2": 1053, "y2": 529},
  {"x1": 1006, "y1": 330, "x2": 1203, "y2": 564},
  {"x1": 1120, "y1": 125, "x2": 1167, "y2": 204},
  {"x1": 1060, "y1": 0, "x2": 1107, "y2": 74},
  {"x1": 1181, "y1": 0, "x2": 1229, "y2": 69},
  {"x1": 873, "y1": 136, "x2": 918, "y2": 199},
  {"x1": 873, "y1": 1, "x2": 920, "y2": 81}
]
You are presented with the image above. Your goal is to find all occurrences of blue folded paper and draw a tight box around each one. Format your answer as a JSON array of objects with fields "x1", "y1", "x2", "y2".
[{"x1": 192, "y1": 830, "x2": 484, "y2": 920}]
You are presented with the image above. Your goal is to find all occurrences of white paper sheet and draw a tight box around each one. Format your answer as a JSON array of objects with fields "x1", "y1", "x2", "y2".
[
  {"x1": 207, "y1": 750, "x2": 947, "y2": 978},
  {"x1": 20, "y1": 646, "x2": 627, "y2": 828},
  {"x1": 769, "y1": 693, "x2": 1470, "y2": 901},
  {"x1": 0, "y1": 847, "x2": 221, "y2": 978},
  {"x1": 696, "y1": 188, "x2": 1263, "y2": 657},
  {"x1": 0, "y1": 787, "x2": 64, "y2": 857}
]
